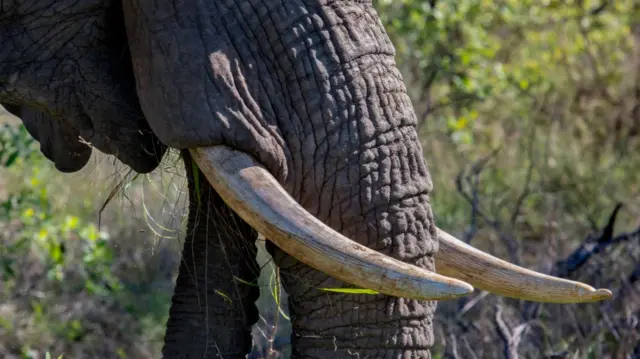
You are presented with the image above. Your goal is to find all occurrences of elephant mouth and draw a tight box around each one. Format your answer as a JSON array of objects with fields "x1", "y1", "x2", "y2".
[{"x1": 190, "y1": 146, "x2": 612, "y2": 303}]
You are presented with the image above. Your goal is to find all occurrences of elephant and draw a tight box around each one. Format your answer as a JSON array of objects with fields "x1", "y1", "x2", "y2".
[{"x1": 0, "y1": 1, "x2": 612, "y2": 358}]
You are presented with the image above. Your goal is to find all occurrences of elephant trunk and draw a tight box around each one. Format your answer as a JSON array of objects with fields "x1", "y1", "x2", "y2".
[
  {"x1": 161, "y1": 152, "x2": 260, "y2": 359},
  {"x1": 269, "y1": 129, "x2": 441, "y2": 358}
]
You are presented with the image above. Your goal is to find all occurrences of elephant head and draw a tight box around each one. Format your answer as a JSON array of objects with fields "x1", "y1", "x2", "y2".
[{"x1": 1, "y1": 1, "x2": 612, "y2": 358}]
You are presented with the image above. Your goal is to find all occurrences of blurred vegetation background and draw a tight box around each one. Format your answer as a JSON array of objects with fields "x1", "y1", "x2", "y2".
[{"x1": 1, "y1": 0, "x2": 639, "y2": 358}]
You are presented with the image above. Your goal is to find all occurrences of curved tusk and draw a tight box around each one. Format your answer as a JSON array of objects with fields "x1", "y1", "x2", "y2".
[
  {"x1": 190, "y1": 146, "x2": 474, "y2": 301},
  {"x1": 436, "y1": 229, "x2": 612, "y2": 303}
]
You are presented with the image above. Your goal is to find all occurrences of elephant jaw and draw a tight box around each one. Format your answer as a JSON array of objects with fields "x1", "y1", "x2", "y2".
[{"x1": 189, "y1": 146, "x2": 612, "y2": 303}]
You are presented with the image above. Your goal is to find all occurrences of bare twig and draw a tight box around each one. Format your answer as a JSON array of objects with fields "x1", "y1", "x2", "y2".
[
  {"x1": 543, "y1": 350, "x2": 572, "y2": 359},
  {"x1": 456, "y1": 291, "x2": 490, "y2": 319},
  {"x1": 455, "y1": 147, "x2": 501, "y2": 243},
  {"x1": 495, "y1": 305, "x2": 529, "y2": 359},
  {"x1": 448, "y1": 332, "x2": 462, "y2": 359},
  {"x1": 627, "y1": 262, "x2": 640, "y2": 285},
  {"x1": 462, "y1": 336, "x2": 480, "y2": 359},
  {"x1": 455, "y1": 148, "x2": 522, "y2": 264},
  {"x1": 509, "y1": 124, "x2": 536, "y2": 227},
  {"x1": 554, "y1": 203, "x2": 640, "y2": 278}
]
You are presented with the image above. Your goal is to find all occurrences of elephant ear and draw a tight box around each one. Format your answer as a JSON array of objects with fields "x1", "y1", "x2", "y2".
[{"x1": 4, "y1": 104, "x2": 92, "y2": 173}]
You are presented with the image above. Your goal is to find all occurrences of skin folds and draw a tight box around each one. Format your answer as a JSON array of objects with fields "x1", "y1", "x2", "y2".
[{"x1": 0, "y1": 0, "x2": 166, "y2": 173}]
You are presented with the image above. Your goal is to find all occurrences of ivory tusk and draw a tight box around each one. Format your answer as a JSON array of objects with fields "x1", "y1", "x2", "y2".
[
  {"x1": 189, "y1": 146, "x2": 474, "y2": 301},
  {"x1": 436, "y1": 229, "x2": 612, "y2": 303}
]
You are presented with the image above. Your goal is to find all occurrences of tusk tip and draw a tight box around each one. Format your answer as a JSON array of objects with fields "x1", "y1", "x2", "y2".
[
  {"x1": 448, "y1": 283, "x2": 475, "y2": 298},
  {"x1": 589, "y1": 288, "x2": 613, "y2": 301},
  {"x1": 427, "y1": 278, "x2": 474, "y2": 300},
  {"x1": 571, "y1": 287, "x2": 613, "y2": 303},
  {"x1": 459, "y1": 282, "x2": 475, "y2": 295}
]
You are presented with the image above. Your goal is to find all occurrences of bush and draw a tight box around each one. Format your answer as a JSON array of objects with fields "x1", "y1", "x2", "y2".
[
  {"x1": 375, "y1": 1, "x2": 640, "y2": 357},
  {"x1": 0, "y1": 120, "x2": 176, "y2": 359},
  {"x1": 0, "y1": 123, "x2": 120, "y2": 294}
]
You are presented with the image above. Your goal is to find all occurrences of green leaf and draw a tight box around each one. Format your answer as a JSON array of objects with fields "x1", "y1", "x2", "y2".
[
  {"x1": 319, "y1": 287, "x2": 380, "y2": 295},
  {"x1": 4, "y1": 151, "x2": 18, "y2": 167}
]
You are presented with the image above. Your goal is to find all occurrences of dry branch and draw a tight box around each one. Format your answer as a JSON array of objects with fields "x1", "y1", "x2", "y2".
[
  {"x1": 555, "y1": 203, "x2": 640, "y2": 278},
  {"x1": 495, "y1": 304, "x2": 529, "y2": 359}
]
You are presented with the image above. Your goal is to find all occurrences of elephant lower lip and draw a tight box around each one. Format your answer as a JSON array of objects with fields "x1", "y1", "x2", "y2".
[
  {"x1": 188, "y1": 145, "x2": 475, "y2": 301},
  {"x1": 100, "y1": 129, "x2": 166, "y2": 174}
]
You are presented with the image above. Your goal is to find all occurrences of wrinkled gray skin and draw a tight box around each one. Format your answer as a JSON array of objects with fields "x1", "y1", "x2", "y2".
[{"x1": 2, "y1": 1, "x2": 439, "y2": 358}]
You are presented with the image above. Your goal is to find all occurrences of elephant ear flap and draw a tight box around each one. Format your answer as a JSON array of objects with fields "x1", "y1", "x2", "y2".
[{"x1": 5, "y1": 105, "x2": 92, "y2": 173}]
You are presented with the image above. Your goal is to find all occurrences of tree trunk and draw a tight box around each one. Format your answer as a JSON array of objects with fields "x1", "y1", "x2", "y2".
[{"x1": 161, "y1": 151, "x2": 260, "y2": 359}]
